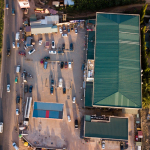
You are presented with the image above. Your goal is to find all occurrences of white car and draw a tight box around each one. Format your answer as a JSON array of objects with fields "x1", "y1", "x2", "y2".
[
  {"x1": 7, "y1": 84, "x2": 10, "y2": 92},
  {"x1": 68, "y1": 62, "x2": 72, "y2": 68},
  {"x1": 72, "y1": 96, "x2": 76, "y2": 103},
  {"x1": 39, "y1": 40, "x2": 42, "y2": 45},
  {"x1": 102, "y1": 141, "x2": 105, "y2": 149},
  {"x1": 75, "y1": 29, "x2": 78, "y2": 34},
  {"x1": 68, "y1": 115, "x2": 71, "y2": 122},
  {"x1": 59, "y1": 27, "x2": 62, "y2": 34},
  {"x1": 52, "y1": 41, "x2": 55, "y2": 49},
  {"x1": 59, "y1": 78, "x2": 63, "y2": 87},
  {"x1": 0, "y1": 122, "x2": 3, "y2": 133},
  {"x1": 28, "y1": 48, "x2": 35, "y2": 55},
  {"x1": 12, "y1": 142, "x2": 19, "y2": 150},
  {"x1": 62, "y1": 33, "x2": 68, "y2": 37},
  {"x1": 49, "y1": 51, "x2": 56, "y2": 54},
  {"x1": 16, "y1": 109, "x2": 19, "y2": 115},
  {"x1": 12, "y1": 42, "x2": 15, "y2": 48}
]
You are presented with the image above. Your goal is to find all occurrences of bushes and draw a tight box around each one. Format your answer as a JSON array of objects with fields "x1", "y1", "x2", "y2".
[
  {"x1": 140, "y1": 4, "x2": 148, "y2": 24},
  {"x1": 70, "y1": 0, "x2": 144, "y2": 12}
]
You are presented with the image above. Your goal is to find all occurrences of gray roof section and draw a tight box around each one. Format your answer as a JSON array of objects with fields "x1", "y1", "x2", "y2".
[{"x1": 31, "y1": 24, "x2": 58, "y2": 34}]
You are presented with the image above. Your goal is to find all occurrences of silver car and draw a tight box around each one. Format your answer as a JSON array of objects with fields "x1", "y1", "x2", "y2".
[
  {"x1": 28, "y1": 48, "x2": 35, "y2": 55},
  {"x1": 12, "y1": 42, "x2": 15, "y2": 48},
  {"x1": 7, "y1": 84, "x2": 10, "y2": 92}
]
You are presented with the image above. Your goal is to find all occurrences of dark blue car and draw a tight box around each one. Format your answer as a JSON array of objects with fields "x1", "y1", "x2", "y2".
[
  {"x1": 70, "y1": 43, "x2": 73, "y2": 51},
  {"x1": 29, "y1": 85, "x2": 33, "y2": 93}
]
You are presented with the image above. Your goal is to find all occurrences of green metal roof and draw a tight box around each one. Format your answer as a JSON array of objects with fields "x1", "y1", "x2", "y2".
[
  {"x1": 84, "y1": 116, "x2": 128, "y2": 140},
  {"x1": 85, "y1": 82, "x2": 93, "y2": 107},
  {"x1": 87, "y1": 31, "x2": 95, "y2": 59},
  {"x1": 94, "y1": 13, "x2": 141, "y2": 108}
]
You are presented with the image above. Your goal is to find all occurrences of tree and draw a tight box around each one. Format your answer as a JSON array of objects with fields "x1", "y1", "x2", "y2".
[{"x1": 140, "y1": 4, "x2": 148, "y2": 24}]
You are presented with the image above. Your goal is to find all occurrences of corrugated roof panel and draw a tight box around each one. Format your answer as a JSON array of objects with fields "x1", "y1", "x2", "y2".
[
  {"x1": 93, "y1": 13, "x2": 141, "y2": 108},
  {"x1": 85, "y1": 117, "x2": 128, "y2": 140},
  {"x1": 49, "y1": 111, "x2": 59, "y2": 119},
  {"x1": 85, "y1": 82, "x2": 93, "y2": 107}
]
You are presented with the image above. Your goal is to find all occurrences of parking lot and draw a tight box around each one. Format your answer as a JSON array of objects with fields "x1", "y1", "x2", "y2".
[{"x1": 19, "y1": 25, "x2": 93, "y2": 149}]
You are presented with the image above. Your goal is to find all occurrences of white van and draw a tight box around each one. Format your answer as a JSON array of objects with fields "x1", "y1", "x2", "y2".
[
  {"x1": 16, "y1": 65, "x2": 20, "y2": 73},
  {"x1": 15, "y1": 32, "x2": 20, "y2": 41},
  {"x1": 49, "y1": 51, "x2": 56, "y2": 54},
  {"x1": 68, "y1": 62, "x2": 72, "y2": 68},
  {"x1": 0, "y1": 122, "x2": 3, "y2": 133}
]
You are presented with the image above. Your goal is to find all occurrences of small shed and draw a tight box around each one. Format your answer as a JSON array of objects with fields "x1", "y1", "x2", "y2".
[{"x1": 33, "y1": 102, "x2": 64, "y2": 119}]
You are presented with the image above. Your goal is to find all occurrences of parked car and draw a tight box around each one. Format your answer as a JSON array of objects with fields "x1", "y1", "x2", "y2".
[
  {"x1": 20, "y1": 27, "x2": 22, "y2": 31},
  {"x1": 12, "y1": 42, "x2": 15, "y2": 48},
  {"x1": 58, "y1": 50, "x2": 64, "y2": 54},
  {"x1": 68, "y1": 115, "x2": 71, "y2": 122},
  {"x1": 39, "y1": 39, "x2": 42, "y2": 45},
  {"x1": 24, "y1": 85, "x2": 28, "y2": 93},
  {"x1": 18, "y1": 51, "x2": 26, "y2": 57},
  {"x1": 120, "y1": 142, "x2": 124, "y2": 150},
  {"x1": 0, "y1": 122, "x2": 3, "y2": 133},
  {"x1": 44, "y1": 62, "x2": 48, "y2": 69},
  {"x1": 75, "y1": 28, "x2": 78, "y2": 34},
  {"x1": 62, "y1": 33, "x2": 68, "y2": 37},
  {"x1": 49, "y1": 51, "x2": 56, "y2": 54},
  {"x1": 12, "y1": 142, "x2": 19, "y2": 150},
  {"x1": 82, "y1": 63, "x2": 85, "y2": 71},
  {"x1": 51, "y1": 79, "x2": 54, "y2": 86},
  {"x1": 16, "y1": 96, "x2": 20, "y2": 103},
  {"x1": 44, "y1": 56, "x2": 50, "y2": 61},
  {"x1": 12, "y1": 9, "x2": 15, "y2": 15},
  {"x1": 52, "y1": 41, "x2": 55, "y2": 48},
  {"x1": 16, "y1": 109, "x2": 19, "y2": 115},
  {"x1": 63, "y1": 25, "x2": 66, "y2": 31},
  {"x1": 40, "y1": 59, "x2": 44, "y2": 64},
  {"x1": 71, "y1": 24, "x2": 73, "y2": 31},
  {"x1": 68, "y1": 62, "x2": 72, "y2": 68},
  {"x1": 72, "y1": 96, "x2": 76, "y2": 103},
  {"x1": 28, "y1": 48, "x2": 35, "y2": 55},
  {"x1": 7, "y1": 49, "x2": 10, "y2": 56},
  {"x1": 63, "y1": 88, "x2": 66, "y2": 94},
  {"x1": 59, "y1": 27, "x2": 62, "y2": 34},
  {"x1": 59, "y1": 78, "x2": 63, "y2": 87},
  {"x1": 68, "y1": 25, "x2": 70, "y2": 33},
  {"x1": 50, "y1": 86, "x2": 54, "y2": 95},
  {"x1": 6, "y1": 4, "x2": 9, "y2": 9},
  {"x1": 65, "y1": 62, "x2": 68, "y2": 69},
  {"x1": 17, "y1": 42, "x2": 20, "y2": 48},
  {"x1": 70, "y1": 43, "x2": 73, "y2": 51},
  {"x1": 75, "y1": 119, "x2": 78, "y2": 129},
  {"x1": 7, "y1": 84, "x2": 10, "y2": 92},
  {"x1": 29, "y1": 85, "x2": 33, "y2": 93},
  {"x1": 60, "y1": 62, "x2": 64, "y2": 69},
  {"x1": 62, "y1": 43, "x2": 65, "y2": 50},
  {"x1": 102, "y1": 141, "x2": 105, "y2": 149},
  {"x1": 15, "y1": 77, "x2": 18, "y2": 83}
]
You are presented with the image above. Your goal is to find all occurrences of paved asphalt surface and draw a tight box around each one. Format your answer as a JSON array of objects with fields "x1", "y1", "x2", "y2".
[{"x1": 0, "y1": 0, "x2": 23, "y2": 149}]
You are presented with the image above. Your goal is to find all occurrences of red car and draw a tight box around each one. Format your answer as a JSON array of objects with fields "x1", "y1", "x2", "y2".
[
  {"x1": 18, "y1": 51, "x2": 26, "y2": 57},
  {"x1": 40, "y1": 59, "x2": 44, "y2": 64},
  {"x1": 65, "y1": 62, "x2": 68, "y2": 69}
]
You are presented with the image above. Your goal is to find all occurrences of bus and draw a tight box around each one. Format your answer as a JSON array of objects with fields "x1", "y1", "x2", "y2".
[{"x1": 24, "y1": 97, "x2": 32, "y2": 126}]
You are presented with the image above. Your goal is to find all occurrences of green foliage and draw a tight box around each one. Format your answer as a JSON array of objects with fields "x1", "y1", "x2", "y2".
[
  {"x1": 140, "y1": 4, "x2": 148, "y2": 24},
  {"x1": 66, "y1": 0, "x2": 144, "y2": 12}
]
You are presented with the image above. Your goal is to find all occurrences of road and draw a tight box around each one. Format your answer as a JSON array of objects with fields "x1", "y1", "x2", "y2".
[{"x1": 0, "y1": 0, "x2": 23, "y2": 149}]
